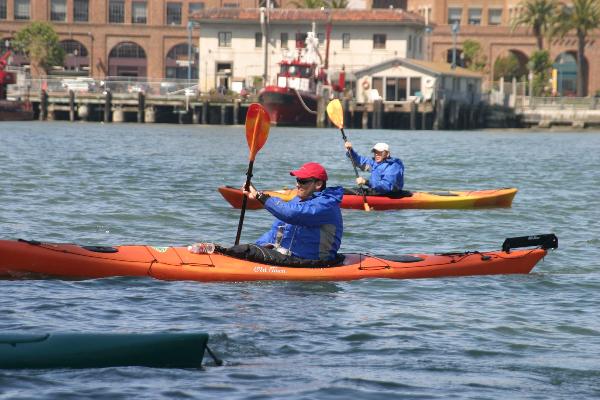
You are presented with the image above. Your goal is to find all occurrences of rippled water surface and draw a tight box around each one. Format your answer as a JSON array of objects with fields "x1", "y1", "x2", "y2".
[{"x1": 1, "y1": 122, "x2": 599, "y2": 399}]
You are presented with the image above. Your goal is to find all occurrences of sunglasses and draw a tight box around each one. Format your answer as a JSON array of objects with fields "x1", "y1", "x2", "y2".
[{"x1": 296, "y1": 178, "x2": 316, "y2": 185}]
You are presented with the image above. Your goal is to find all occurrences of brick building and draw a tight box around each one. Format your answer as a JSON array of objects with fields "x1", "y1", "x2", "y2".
[
  {"x1": 0, "y1": 0, "x2": 426, "y2": 85},
  {"x1": 407, "y1": 0, "x2": 600, "y2": 95},
  {"x1": 0, "y1": 0, "x2": 266, "y2": 79}
]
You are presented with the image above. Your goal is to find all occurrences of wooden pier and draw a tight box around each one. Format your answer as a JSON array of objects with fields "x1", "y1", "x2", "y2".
[{"x1": 28, "y1": 89, "x2": 483, "y2": 130}]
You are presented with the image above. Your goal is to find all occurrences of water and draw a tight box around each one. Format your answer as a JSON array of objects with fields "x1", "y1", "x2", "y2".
[{"x1": 1, "y1": 122, "x2": 599, "y2": 399}]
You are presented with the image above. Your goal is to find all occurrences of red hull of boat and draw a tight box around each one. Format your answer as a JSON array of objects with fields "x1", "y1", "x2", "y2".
[
  {"x1": 0, "y1": 100, "x2": 34, "y2": 121},
  {"x1": 258, "y1": 86, "x2": 317, "y2": 126}
]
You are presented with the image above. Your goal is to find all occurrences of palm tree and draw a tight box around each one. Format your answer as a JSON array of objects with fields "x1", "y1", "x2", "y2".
[
  {"x1": 327, "y1": 0, "x2": 348, "y2": 8},
  {"x1": 553, "y1": 0, "x2": 600, "y2": 96},
  {"x1": 511, "y1": 0, "x2": 560, "y2": 50}
]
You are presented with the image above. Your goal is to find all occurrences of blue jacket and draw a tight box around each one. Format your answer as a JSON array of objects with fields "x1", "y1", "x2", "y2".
[
  {"x1": 347, "y1": 149, "x2": 405, "y2": 194},
  {"x1": 256, "y1": 186, "x2": 344, "y2": 260}
]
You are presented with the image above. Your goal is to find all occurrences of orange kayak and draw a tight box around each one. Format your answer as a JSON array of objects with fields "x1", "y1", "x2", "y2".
[
  {"x1": 217, "y1": 186, "x2": 518, "y2": 210},
  {"x1": 0, "y1": 235, "x2": 556, "y2": 282}
]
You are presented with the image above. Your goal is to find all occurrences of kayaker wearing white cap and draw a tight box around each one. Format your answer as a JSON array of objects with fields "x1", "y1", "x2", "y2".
[{"x1": 344, "y1": 141, "x2": 405, "y2": 195}]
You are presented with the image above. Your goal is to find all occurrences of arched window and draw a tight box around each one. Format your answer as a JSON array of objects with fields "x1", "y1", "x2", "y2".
[
  {"x1": 165, "y1": 43, "x2": 198, "y2": 79},
  {"x1": 108, "y1": 42, "x2": 147, "y2": 77},
  {"x1": 109, "y1": 42, "x2": 146, "y2": 59},
  {"x1": 60, "y1": 40, "x2": 89, "y2": 73},
  {"x1": 554, "y1": 52, "x2": 578, "y2": 96}
]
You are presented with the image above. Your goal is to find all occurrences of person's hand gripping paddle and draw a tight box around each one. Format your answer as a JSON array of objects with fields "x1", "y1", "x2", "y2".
[
  {"x1": 234, "y1": 103, "x2": 271, "y2": 245},
  {"x1": 326, "y1": 99, "x2": 371, "y2": 211}
]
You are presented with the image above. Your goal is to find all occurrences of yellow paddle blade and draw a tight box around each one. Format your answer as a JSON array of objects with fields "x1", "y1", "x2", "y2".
[
  {"x1": 245, "y1": 103, "x2": 271, "y2": 161},
  {"x1": 326, "y1": 99, "x2": 344, "y2": 129}
]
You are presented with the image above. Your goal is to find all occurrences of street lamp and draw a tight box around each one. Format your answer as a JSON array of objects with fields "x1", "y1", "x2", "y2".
[
  {"x1": 187, "y1": 21, "x2": 201, "y2": 83},
  {"x1": 187, "y1": 21, "x2": 193, "y2": 81},
  {"x1": 451, "y1": 21, "x2": 459, "y2": 69}
]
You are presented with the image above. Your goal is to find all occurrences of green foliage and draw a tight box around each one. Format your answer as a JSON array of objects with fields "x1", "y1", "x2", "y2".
[
  {"x1": 528, "y1": 50, "x2": 552, "y2": 73},
  {"x1": 462, "y1": 39, "x2": 487, "y2": 72},
  {"x1": 511, "y1": 0, "x2": 560, "y2": 50},
  {"x1": 493, "y1": 54, "x2": 521, "y2": 80},
  {"x1": 528, "y1": 50, "x2": 552, "y2": 96},
  {"x1": 327, "y1": 0, "x2": 348, "y2": 8},
  {"x1": 12, "y1": 22, "x2": 64, "y2": 75},
  {"x1": 291, "y1": 0, "x2": 325, "y2": 8},
  {"x1": 552, "y1": 0, "x2": 600, "y2": 96},
  {"x1": 554, "y1": 0, "x2": 600, "y2": 37}
]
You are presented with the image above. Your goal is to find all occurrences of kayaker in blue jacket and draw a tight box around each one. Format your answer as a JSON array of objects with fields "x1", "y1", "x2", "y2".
[
  {"x1": 241, "y1": 162, "x2": 344, "y2": 264},
  {"x1": 344, "y1": 141, "x2": 404, "y2": 195}
]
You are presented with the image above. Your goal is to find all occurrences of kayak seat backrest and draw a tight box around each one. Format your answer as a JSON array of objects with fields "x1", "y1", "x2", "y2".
[
  {"x1": 384, "y1": 190, "x2": 414, "y2": 198},
  {"x1": 374, "y1": 255, "x2": 424, "y2": 263},
  {"x1": 81, "y1": 245, "x2": 119, "y2": 253},
  {"x1": 0, "y1": 333, "x2": 50, "y2": 345}
]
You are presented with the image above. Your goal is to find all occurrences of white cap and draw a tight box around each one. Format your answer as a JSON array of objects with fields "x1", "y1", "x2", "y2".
[{"x1": 372, "y1": 142, "x2": 390, "y2": 152}]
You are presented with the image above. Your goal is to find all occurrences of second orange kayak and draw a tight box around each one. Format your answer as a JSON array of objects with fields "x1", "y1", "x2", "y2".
[{"x1": 218, "y1": 186, "x2": 518, "y2": 210}]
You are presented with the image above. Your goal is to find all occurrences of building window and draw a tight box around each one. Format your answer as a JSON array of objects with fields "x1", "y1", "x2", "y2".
[
  {"x1": 373, "y1": 34, "x2": 386, "y2": 49},
  {"x1": 223, "y1": 3, "x2": 238, "y2": 7},
  {"x1": 372, "y1": 77, "x2": 383, "y2": 97},
  {"x1": 385, "y1": 77, "x2": 407, "y2": 101},
  {"x1": 408, "y1": 35, "x2": 412, "y2": 51},
  {"x1": 488, "y1": 9, "x2": 502, "y2": 25},
  {"x1": 73, "y1": 0, "x2": 89, "y2": 22},
  {"x1": 468, "y1": 8, "x2": 481, "y2": 25},
  {"x1": 14, "y1": 0, "x2": 30, "y2": 20},
  {"x1": 317, "y1": 33, "x2": 325, "y2": 45},
  {"x1": 108, "y1": 0, "x2": 124, "y2": 23},
  {"x1": 410, "y1": 77, "x2": 421, "y2": 96},
  {"x1": 50, "y1": 0, "x2": 67, "y2": 22},
  {"x1": 189, "y1": 2, "x2": 204, "y2": 14},
  {"x1": 372, "y1": 0, "x2": 406, "y2": 8},
  {"x1": 166, "y1": 2, "x2": 182, "y2": 25},
  {"x1": 0, "y1": 0, "x2": 7, "y2": 19},
  {"x1": 218, "y1": 32, "x2": 232, "y2": 47},
  {"x1": 255, "y1": 32, "x2": 262, "y2": 48},
  {"x1": 448, "y1": 7, "x2": 461, "y2": 25},
  {"x1": 109, "y1": 42, "x2": 146, "y2": 58},
  {"x1": 280, "y1": 33, "x2": 288, "y2": 49},
  {"x1": 132, "y1": 1, "x2": 147, "y2": 24},
  {"x1": 342, "y1": 33, "x2": 350, "y2": 49},
  {"x1": 166, "y1": 43, "x2": 198, "y2": 79}
]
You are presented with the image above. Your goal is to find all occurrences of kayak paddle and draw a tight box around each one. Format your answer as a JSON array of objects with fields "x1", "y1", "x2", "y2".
[
  {"x1": 326, "y1": 99, "x2": 371, "y2": 211},
  {"x1": 235, "y1": 103, "x2": 271, "y2": 245}
]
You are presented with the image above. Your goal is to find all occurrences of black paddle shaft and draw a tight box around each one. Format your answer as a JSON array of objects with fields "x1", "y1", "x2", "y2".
[
  {"x1": 340, "y1": 128, "x2": 370, "y2": 210},
  {"x1": 340, "y1": 128, "x2": 362, "y2": 178},
  {"x1": 234, "y1": 160, "x2": 254, "y2": 245}
]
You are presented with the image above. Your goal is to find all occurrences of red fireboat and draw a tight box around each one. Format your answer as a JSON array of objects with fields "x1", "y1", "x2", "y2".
[
  {"x1": 258, "y1": 22, "x2": 343, "y2": 127},
  {"x1": 0, "y1": 50, "x2": 34, "y2": 121}
]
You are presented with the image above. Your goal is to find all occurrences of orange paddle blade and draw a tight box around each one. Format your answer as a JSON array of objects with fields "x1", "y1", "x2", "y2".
[
  {"x1": 326, "y1": 99, "x2": 344, "y2": 129},
  {"x1": 245, "y1": 103, "x2": 270, "y2": 161}
]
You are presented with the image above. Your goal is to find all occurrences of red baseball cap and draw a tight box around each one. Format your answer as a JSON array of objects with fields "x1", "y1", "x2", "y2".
[{"x1": 290, "y1": 162, "x2": 328, "y2": 181}]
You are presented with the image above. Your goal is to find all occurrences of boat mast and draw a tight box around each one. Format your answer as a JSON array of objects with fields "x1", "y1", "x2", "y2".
[
  {"x1": 261, "y1": 3, "x2": 270, "y2": 86},
  {"x1": 323, "y1": 12, "x2": 332, "y2": 72}
]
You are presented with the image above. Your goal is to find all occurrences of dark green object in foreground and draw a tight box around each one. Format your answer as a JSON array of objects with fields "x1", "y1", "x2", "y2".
[{"x1": 0, "y1": 332, "x2": 210, "y2": 369}]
